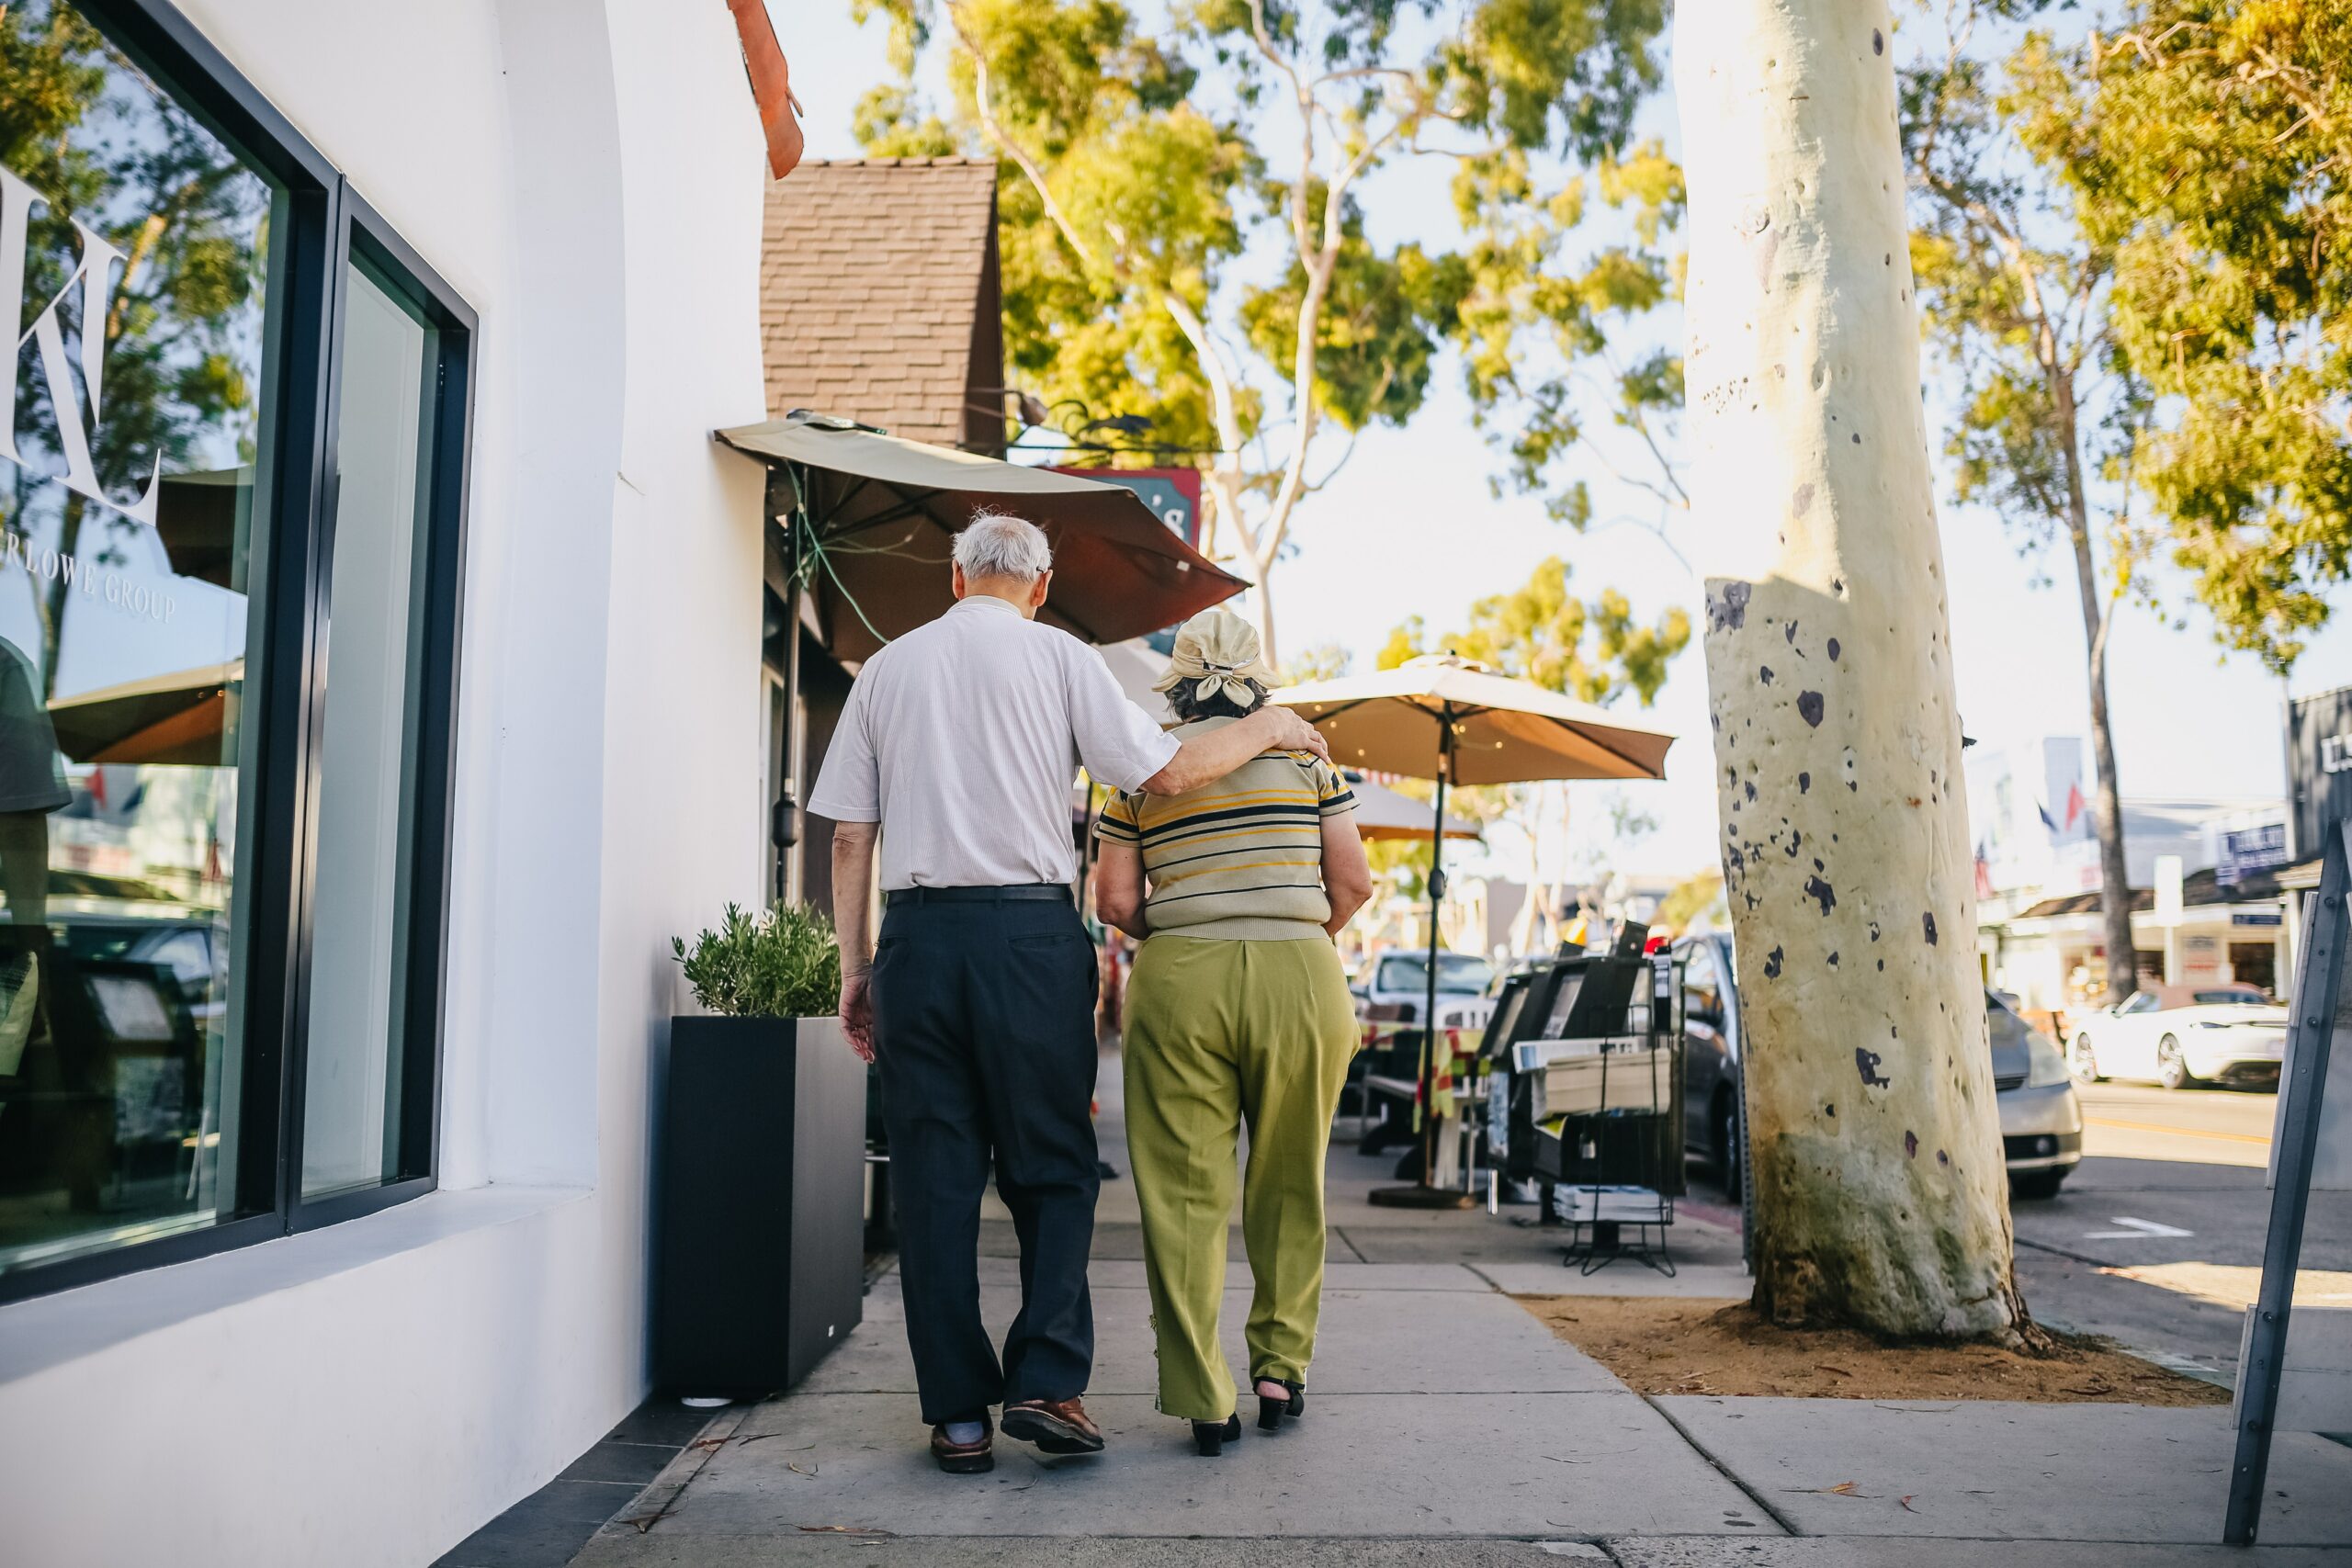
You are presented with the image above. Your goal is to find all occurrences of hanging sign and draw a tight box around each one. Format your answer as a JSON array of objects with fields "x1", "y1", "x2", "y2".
[{"x1": 1049, "y1": 466, "x2": 1202, "y2": 548}]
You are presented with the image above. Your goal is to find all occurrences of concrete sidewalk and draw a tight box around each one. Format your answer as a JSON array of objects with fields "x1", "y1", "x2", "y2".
[{"x1": 572, "y1": 1052, "x2": 2352, "y2": 1566}]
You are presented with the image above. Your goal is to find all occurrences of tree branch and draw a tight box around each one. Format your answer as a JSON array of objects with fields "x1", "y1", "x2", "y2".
[{"x1": 958, "y1": 22, "x2": 1112, "y2": 278}]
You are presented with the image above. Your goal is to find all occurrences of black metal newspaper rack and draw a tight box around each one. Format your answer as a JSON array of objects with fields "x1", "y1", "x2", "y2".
[{"x1": 1481, "y1": 923, "x2": 1686, "y2": 1275}]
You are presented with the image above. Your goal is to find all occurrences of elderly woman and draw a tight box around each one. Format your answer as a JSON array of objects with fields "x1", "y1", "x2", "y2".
[{"x1": 1092, "y1": 609, "x2": 1374, "y2": 1456}]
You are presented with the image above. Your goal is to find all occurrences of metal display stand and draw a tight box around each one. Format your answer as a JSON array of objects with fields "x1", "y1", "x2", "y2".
[
  {"x1": 1528, "y1": 952, "x2": 1682, "y2": 1275},
  {"x1": 2224, "y1": 816, "x2": 2349, "y2": 1545}
]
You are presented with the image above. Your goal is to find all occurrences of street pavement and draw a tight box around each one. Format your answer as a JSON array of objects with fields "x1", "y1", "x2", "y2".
[{"x1": 564, "y1": 1055, "x2": 2352, "y2": 1567}]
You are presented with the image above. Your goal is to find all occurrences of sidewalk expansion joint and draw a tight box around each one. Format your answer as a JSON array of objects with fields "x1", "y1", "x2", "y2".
[
  {"x1": 607, "y1": 1404, "x2": 748, "y2": 1538},
  {"x1": 1637, "y1": 1393, "x2": 1799, "y2": 1537}
]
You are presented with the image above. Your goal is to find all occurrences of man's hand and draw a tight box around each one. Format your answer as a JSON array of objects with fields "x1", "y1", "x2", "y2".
[
  {"x1": 841, "y1": 970, "x2": 876, "y2": 1063},
  {"x1": 1142, "y1": 703, "x2": 1332, "y2": 795},
  {"x1": 1259, "y1": 705, "x2": 1331, "y2": 762}
]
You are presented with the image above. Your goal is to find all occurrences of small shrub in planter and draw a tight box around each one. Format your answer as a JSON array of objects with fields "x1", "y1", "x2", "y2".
[
  {"x1": 656, "y1": 900, "x2": 862, "y2": 1398},
  {"x1": 671, "y1": 901, "x2": 842, "y2": 1019}
]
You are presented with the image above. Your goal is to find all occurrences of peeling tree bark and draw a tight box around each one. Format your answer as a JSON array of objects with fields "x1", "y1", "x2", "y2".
[{"x1": 1678, "y1": 0, "x2": 2030, "y2": 1340}]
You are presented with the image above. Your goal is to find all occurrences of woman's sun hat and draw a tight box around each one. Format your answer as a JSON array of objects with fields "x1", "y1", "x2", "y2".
[{"x1": 1153, "y1": 608, "x2": 1271, "y2": 708}]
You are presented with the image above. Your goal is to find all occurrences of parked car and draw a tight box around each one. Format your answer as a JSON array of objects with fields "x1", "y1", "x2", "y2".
[
  {"x1": 1351, "y1": 950, "x2": 1495, "y2": 1025},
  {"x1": 1673, "y1": 933, "x2": 2084, "y2": 1201},
  {"x1": 2065, "y1": 982, "x2": 2286, "y2": 1090}
]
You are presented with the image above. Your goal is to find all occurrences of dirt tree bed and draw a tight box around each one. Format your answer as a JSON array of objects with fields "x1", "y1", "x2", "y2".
[{"x1": 1518, "y1": 1295, "x2": 2227, "y2": 1405}]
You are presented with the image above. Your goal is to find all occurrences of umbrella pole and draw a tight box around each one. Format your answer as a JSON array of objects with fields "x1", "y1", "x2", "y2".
[
  {"x1": 770, "y1": 463, "x2": 804, "y2": 906},
  {"x1": 1369, "y1": 716, "x2": 1473, "y2": 1210}
]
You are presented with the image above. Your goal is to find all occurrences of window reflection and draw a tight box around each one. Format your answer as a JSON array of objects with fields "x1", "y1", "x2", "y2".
[
  {"x1": 0, "y1": 0, "x2": 270, "y2": 1274},
  {"x1": 302, "y1": 261, "x2": 432, "y2": 1201}
]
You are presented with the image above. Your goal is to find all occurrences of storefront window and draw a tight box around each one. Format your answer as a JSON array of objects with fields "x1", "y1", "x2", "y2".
[
  {"x1": 0, "y1": 0, "x2": 471, "y2": 1296},
  {"x1": 0, "y1": 0, "x2": 274, "y2": 1275},
  {"x1": 301, "y1": 259, "x2": 435, "y2": 1201}
]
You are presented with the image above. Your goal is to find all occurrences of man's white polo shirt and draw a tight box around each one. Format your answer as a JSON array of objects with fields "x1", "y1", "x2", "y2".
[{"x1": 807, "y1": 595, "x2": 1181, "y2": 891}]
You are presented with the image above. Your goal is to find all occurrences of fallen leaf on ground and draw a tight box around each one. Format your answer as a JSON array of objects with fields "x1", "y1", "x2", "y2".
[
  {"x1": 1816, "y1": 1364, "x2": 1854, "y2": 1377},
  {"x1": 1898, "y1": 1495, "x2": 1917, "y2": 1513},
  {"x1": 798, "y1": 1525, "x2": 894, "y2": 1537},
  {"x1": 787, "y1": 1461, "x2": 820, "y2": 1477}
]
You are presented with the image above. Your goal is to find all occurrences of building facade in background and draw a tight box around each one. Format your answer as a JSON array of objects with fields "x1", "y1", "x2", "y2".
[
  {"x1": 2289, "y1": 684, "x2": 2352, "y2": 860},
  {"x1": 0, "y1": 4, "x2": 777, "y2": 1563},
  {"x1": 1964, "y1": 736, "x2": 2293, "y2": 1011}
]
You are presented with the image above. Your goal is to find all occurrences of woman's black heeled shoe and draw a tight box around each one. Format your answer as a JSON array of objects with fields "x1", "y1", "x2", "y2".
[
  {"x1": 1255, "y1": 1378, "x2": 1306, "y2": 1431},
  {"x1": 1192, "y1": 1413, "x2": 1242, "y2": 1456}
]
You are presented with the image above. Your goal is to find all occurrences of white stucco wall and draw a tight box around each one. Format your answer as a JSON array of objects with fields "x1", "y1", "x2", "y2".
[{"x1": 0, "y1": 3, "x2": 770, "y2": 1562}]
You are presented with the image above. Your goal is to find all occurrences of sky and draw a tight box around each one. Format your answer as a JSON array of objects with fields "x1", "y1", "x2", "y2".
[{"x1": 774, "y1": 4, "x2": 2352, "y2": 888}]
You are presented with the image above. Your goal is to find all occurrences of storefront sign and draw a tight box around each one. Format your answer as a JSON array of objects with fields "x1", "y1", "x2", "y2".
[
  {"x1": 2236, "y1": 911, "x2": 2286, "y2": 927},
  {"x1": 1048, "y1": 466, "x2": 1202, "y2": 547},
  {"x1": 0, "y1": 525, "x2": 175, "y2": 622},
  {"x1": 2220, "y1": 821, "x2": 2290, "y2": 886},
  {"x1": 0, "y1": 166, "x2": 164, "y2": 525}
]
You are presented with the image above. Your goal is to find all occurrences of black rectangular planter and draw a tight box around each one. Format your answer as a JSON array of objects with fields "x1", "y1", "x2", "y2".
[{"x1": 654, "y1": 1013, "x2": 865, "y2": 1399}]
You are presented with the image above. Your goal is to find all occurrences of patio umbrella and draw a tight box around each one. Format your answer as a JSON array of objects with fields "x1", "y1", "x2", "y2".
[
  {"x1": 1346, "y1": 773, "x2": 1484, "y2": 844},
  {"x1": 1272, "y1": 655, "x2": 1676, "y2": 1207},
  {"x1": 716, "y1": 415, "x2": 1248, "y2": 660},
  {"x1": 50, "y1": 660, "x2": 241, "y2": 766}
]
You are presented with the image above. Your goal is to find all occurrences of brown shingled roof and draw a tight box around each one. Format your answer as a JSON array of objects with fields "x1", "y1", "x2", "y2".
[{"x1": 761, "y1": 158, "x2": 1006, "y2": 450}]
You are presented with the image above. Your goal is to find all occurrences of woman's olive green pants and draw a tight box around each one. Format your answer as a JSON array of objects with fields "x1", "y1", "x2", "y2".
[{"x1": 1121, "y1": 933, "x2": 1358, "y2": 1421}]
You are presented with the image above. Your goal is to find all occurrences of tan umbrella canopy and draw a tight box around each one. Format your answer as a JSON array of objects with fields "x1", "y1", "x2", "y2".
[
  {"x1": 50, "y1": 660, "x2": 241, "y2": 766},
  {"x1": 1274, "y1": 656, "x2": 1675, "y2": 786},
  {"x1": 1272, "y1": 654, "x2": 1675, "y2": 1209},
  {"x1": 1347, "y1": 773, "x2": 1484, "y2": 843},
  {"x1": 716, "y1": 415, "x2": 1248, "y2": 661}
]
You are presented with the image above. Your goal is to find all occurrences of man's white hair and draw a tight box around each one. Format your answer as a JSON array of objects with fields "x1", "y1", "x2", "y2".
[{"x1": 953, "y1": 510, "x2": 1054, "y2": 583}]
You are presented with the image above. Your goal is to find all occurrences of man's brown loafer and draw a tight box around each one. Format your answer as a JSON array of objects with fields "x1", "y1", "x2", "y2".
[
  {"x1": 1000, "y1": 1396, "x2": 1105, "y2": 1454},
  {"x1": 930, "y1": 1416, "x2": 994, "y2": 1474}
]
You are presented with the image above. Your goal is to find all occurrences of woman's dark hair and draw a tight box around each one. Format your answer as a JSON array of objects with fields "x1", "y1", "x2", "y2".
[{"x1": 1168, "y1": 675, "x2": 1269, "y2": 723}]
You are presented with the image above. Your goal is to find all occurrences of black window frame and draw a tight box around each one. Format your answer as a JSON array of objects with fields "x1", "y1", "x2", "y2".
[{"x1": 0, "y1": 0, "x2": 474, "y2": 1303}]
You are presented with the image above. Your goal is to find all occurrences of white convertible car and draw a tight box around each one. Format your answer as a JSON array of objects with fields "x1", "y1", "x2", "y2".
[{"x1": 2066, "y1": 982, "x2": 2288, "y2": 1090}]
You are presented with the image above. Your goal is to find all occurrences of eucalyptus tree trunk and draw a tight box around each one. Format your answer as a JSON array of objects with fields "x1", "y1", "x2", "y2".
[
  {"x1": 2052, "y1": 378, "x2": 2140, "y2": 999},
  {"x1": 1678, "y1": 0, "x2": 2031, "y2": 1340}
]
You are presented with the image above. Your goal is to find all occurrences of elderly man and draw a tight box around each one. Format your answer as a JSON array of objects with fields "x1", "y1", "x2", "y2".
[{"x1": 808, "y1": 512, "x2": 1329, "y2": 1475}]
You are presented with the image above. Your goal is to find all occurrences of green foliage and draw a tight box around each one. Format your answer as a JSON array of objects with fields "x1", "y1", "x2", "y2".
[
  {"x1": 848, "y1": 1, "x2": 1677, "y2": 664},
  {"x1": 1377, "y1": 555, "x2": 1690, "y2": 705},
  {"x1": 1906, "y1": 20, "x2": 2129, "y2": 562},
  {"x1": 1239, "y1": 199, "x2": 1473, "y2": 433},
  {"x1": 2067, "y1": 1, "x2": 2352, "y2": 671},
  {"x1": 1907, "y1": 0, "x2": 2352, "y2": 672},
  {"x1": 672, "y1": 903, "x2": 844, "y2": 1020},
  {"x1": 1456, "y1": 137, "x2": 1689, "y2": 525},
  {"x1": 1284, "y1": 640, "x2": 1355, "y2": 682},
  {"x1": 1655, "y1": 869, "x2": 1724, "y2": 931}
]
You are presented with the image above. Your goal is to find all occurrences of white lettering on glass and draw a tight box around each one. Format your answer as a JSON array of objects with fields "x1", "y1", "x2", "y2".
[{"x1": 0, "y1": 166, "x2": 164, "y2": 525}]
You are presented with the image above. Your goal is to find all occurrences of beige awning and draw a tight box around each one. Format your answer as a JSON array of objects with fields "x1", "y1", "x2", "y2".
[{"x1": 716, "y1": 417, "x2": 1248, "y2": 659}]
